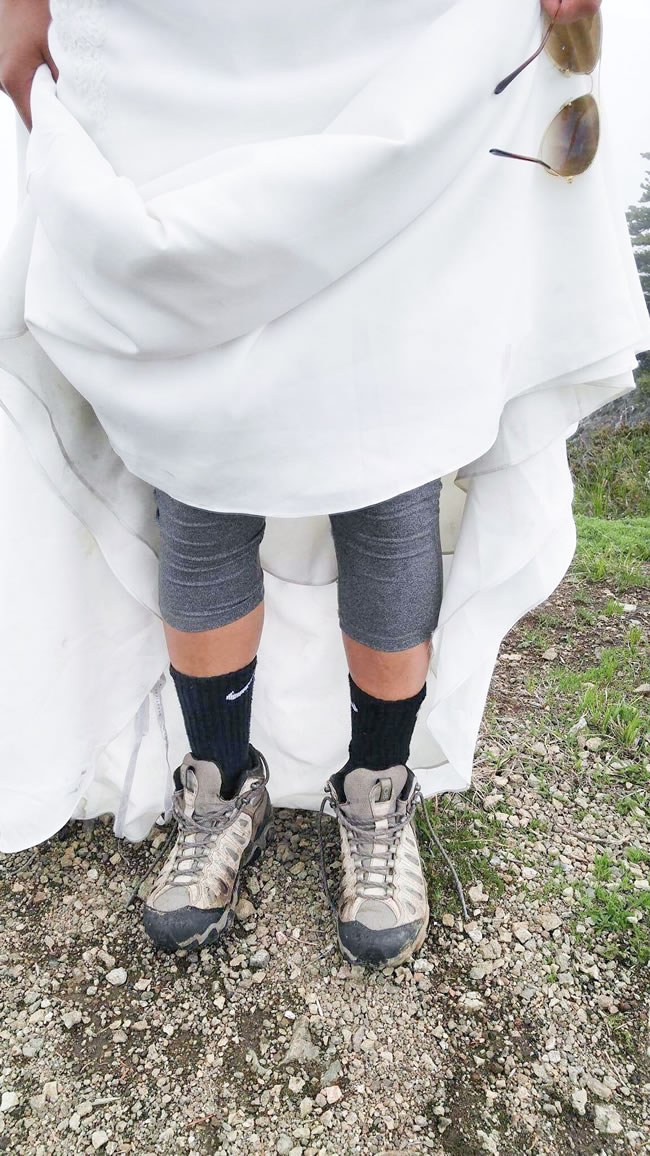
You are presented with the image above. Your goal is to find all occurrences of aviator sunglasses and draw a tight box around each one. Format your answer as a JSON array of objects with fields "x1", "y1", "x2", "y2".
[{"x1": 490, "y1": 0, "x2": 603, "y2": 182}]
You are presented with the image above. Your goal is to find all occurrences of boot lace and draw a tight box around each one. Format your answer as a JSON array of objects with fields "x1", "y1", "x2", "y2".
[
  {"x1": 318, "y1": 780, "x2": 468, "y2": 922},
  {"x1": 125, "y1": 753, "x2": 269, "y2": 907}
]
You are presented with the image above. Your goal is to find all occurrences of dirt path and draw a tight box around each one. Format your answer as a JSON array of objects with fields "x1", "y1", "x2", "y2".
[{"x1": 1, "y1": 573, "x2": 648, "y2": 1156}]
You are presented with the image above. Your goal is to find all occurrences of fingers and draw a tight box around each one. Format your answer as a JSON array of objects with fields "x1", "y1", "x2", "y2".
[
  {"x1": 544, "y1": 0, "x2": 601, "y2": 24},
  {"x1": 1, "y1": 52, "x2": 57, "y2": 131}
]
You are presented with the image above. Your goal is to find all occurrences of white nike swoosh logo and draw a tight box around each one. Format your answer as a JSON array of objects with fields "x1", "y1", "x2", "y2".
[{"x1": 225, "y1": 675, "x2": 255, "y2": 701}]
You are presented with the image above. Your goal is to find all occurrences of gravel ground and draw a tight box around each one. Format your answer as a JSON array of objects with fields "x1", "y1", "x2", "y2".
[{"x1": 1, "y1": 576, "x2": 648, "y2": 1156}]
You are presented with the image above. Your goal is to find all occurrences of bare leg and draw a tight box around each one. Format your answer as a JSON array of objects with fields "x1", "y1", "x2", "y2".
[
  {"x1": 343, "y1": 633, "x2": 431, "y2": 700},
  {"x1": 163, "y1": 603, "x2": 264, "y2": 677}
]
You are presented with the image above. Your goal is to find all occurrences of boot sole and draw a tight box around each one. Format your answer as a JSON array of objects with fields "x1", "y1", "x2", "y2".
[
  {"x1": 143, "y1": 808, "x2": 274, "y2": 952},
  {"x1": 337, "y1": 905, "x2": 430, "y2": 970}
]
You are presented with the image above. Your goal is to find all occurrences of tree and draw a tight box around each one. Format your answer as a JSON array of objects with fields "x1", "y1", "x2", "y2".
[{"x1": 626, "y1": 152, "x2": 650, "y2": 371}]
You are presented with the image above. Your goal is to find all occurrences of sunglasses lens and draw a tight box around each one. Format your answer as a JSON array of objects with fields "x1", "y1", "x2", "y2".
[
  {"x1": 540, "y1": 93, "x2": 599, "y2": 177},
  {"x1": 545, "y1": 12, "x2": 602, "y2": 75}
]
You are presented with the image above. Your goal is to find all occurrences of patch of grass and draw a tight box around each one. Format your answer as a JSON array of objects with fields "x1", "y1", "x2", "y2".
[
  {"x1": 592, "y1": 852, "x2": 614, "y2": 882},
  {"x1": 574, "y1": 868, "x2": 650, "y2": 966},
  {"x1": 541, "y1": 630, "x2": 649, "y2": 765},
  {"x1": 519, "y1": 624, "x2": 553, "y2": 651},
  {"x1": 602, "y1": 598, "x2": 626, "y2": 618},
  {"x1": 569, "y1": 420, "x2": 650, "y2": 519},
  {"x1": 418, "y1": 796, "x2": 505, "y2": 914},
  {"x1": 615, "y1": 790, "x2": 649, "y2": 819},
  {"x1": 573, "y1": 514, "x2": 650, "y2": 590},
  {"x1": 574, "y1": 604, "x2": 598, "y2": 627},
  {"x1": 625, "y1": 846, "x2": 650, "y2": 865}
]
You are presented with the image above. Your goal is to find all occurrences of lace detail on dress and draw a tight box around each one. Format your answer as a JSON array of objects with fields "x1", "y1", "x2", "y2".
[{"x1": 50, "y1": 0, "x2": 108, "y2": 127}]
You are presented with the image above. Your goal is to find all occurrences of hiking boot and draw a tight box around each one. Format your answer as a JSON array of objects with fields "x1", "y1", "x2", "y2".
[
  {"x1": 320, "y1": 764, "x2": 429, "y2": 968},
  {"x1": 142, "y1": 747, "x2": 272, "y2": 951}
]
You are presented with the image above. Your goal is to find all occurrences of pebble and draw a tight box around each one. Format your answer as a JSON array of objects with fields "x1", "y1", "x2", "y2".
[
  {"x1": 324, "y1": 1085, "x2": 343, "y2": 1104},
  {"x1": 538, "y1": 913, "x2": 562, "y2": 932},
  {"x1": 572, "y1": 1089, "x2": 588, "y2": 1115},
  {"x1": 249, "y1": 948, "x2": 271, "y2": 969},
  {"x1": 91, "y1": 1130, "x2": 110, "y2": 1149},
  {"x1": 0, "y1": 1093, "x2": 19, "y2": 1113},
  {"x1": 320, "y1": 1059, "x2": 343, "y2": 1087},
  {"x1": 62, "y1": 1009, "x2": 82, "y2": 1029},
  {"x1": 594, "y1": 1105, "x2": 623, "y2": 1135},
  {"x1": 282, "y1": 1017, "x2": 320, "y2": 1065},
  {"x1": 514, "y1": 924, "x2": 532, "y2": 944},
  {"x1": 468, "y1": 883, "x2": 489, "y2": 904},
  {"x1": 235, "y1": 898, "x2": 256, "y2": 920},
  {"x1": 105, "y1": 967, "x2": 127, "y2": 986}
]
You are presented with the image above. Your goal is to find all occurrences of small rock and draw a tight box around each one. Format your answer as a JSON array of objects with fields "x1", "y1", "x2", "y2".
[
  {"x1": 633, "y1": 683, "x2": 650, "y2": 695},
  {"x1": 586, "y1": 1076, "x2": 613, "y2": 1102},
  {"x1": 105, "y1": 968, "x2": 127, "y2": 986},
  {"x1": 572, "y1": 1089, "x2": 588, "y2": 1116},
  {"x1": 538, "y1": 913, "x2": 562, "y2": 932},
  {"x1": 91, "y1": 1131, "x2": 110, "y2": 1149},
  {"x1": 299, "y1": 1097, "x2": 313, "y2": 1118},
  {"x1": 542, "y1": 647, "x2": 557, "y2": 662},
  {"x1": 470, "y1": 963, "x2": 493, "y2": 981},
  {"x1": 249, "y1": 948, "x2": 270, "y2": 969},
  {"x1": 62, "y1": 1009, "x2": 83, "y2": 1029},
  {"x1": 282, "y1": 1016, "x2": 320, "y2": 1065},
  {"x1": 288, "y1": 1076, "x2": 305, "y2": 1094},
  {"x1": 320, "y1": 1059, "x2": 342, "y2": 1087},
  {"x1": 235, "y1": 898, "x2": 256, "y2": 921},
  {"x1": 42, "y1": 1082, "x2": 59, "y2": 1103},
  {"x1": 585, "y1": 736, "x2": 602, "y2": 751},
  {"x1": 468, "y1": 883, "x2": 489, "y2": 905},
  {"x1": 513, "y1": 924, "x2": 532, "y2": 944},
  {"x1": 442, "y1": 913, "x2": 455, "y2": 928},
  {"x1": 276, "y1": 1135, "x2": 293, "y2": 1155},
  {"x1": 464, "y1": 921, "x2": 482, "y2": 943},
  {"x1": 324, "y1": 1085, "x2": 343, "y2": 1104},
  {"x1": 594, "y1": 1105, "x2": 623, "y2": 1135},
  {"x1": 0, "y1": 1093, "x2": 19, "y2": 1113}
]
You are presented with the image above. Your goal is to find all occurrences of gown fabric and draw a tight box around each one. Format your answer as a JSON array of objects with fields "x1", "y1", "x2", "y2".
[{"x1": 0, "y1": 0, "x2": 649, "y2": 851}]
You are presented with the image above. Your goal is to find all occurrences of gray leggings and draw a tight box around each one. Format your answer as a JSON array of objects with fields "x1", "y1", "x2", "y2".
[{"x1": 153, "y1": 480, "x2": 443, "y2": 652}]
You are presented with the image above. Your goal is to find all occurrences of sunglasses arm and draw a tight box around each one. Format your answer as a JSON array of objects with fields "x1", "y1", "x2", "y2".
[
  {"x1": 489, "y1": 147, "x2": 565, "y2": 180},
  {"x1": 493, "y1": 0, "x2": 562, "y2": 94}
]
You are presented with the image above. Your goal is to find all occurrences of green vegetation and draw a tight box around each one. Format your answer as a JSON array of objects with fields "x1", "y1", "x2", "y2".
[
  {"x1": 417, "y1": 797, "x2": 505, "y2": 913},
  {"x1": 568, "y1": 411, "x2": 650, "y2": 520},
  {"x1": 572, "y1": 514, "x2": 649, "y2": 590},
  {"x1": 574, "y1": 869, "x2": 650, "y2": 966}
]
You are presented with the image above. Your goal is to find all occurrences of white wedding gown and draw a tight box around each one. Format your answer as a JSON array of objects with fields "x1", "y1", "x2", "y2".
[{"x1": 1, "y1": 0, "x2": 648, "y2": 851}]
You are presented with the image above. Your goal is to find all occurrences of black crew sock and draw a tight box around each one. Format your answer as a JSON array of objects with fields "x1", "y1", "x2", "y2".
[
  {"x1": 169, "y1": 657, "x2": 257, "y2": 798},
  {"x1": 346, "y1": 674, "x2": 427, "y2": 773}
]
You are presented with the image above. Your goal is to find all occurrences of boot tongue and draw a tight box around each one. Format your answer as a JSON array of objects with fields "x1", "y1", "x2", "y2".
[
  {"x1": 342, "y1": 766, "x2": 408, "y2": 821},
  {"x1": 180, "y1": 757, "x2": 226, "y2": 818}
]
